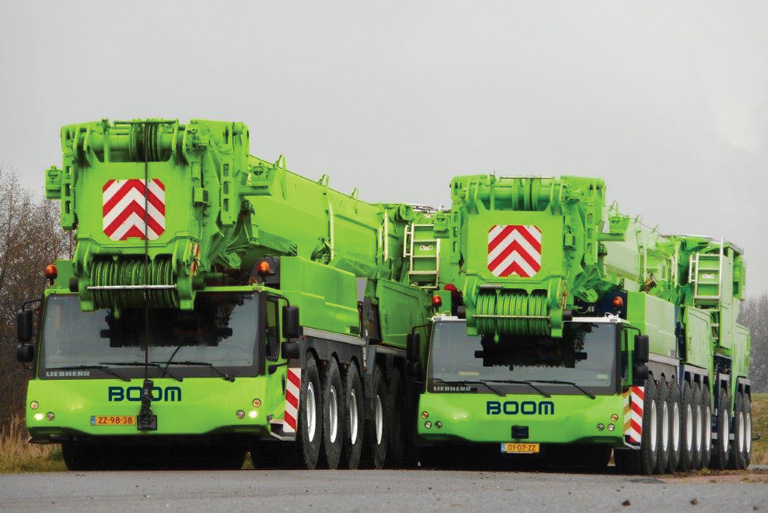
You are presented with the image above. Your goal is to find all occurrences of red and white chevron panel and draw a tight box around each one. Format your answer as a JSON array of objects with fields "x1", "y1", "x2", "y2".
[
  {"x1": 623, "y1": 386, "x2": 644, "y2": 446},
  {"x1": 283, "y1": 367, "x2": 301, "y2": 434},
  {"x1": 487, "y1": 225, "x2": 542, "y2": 278},
  {"x1": 103, "y1": 179, "x2": 166, "y2": 241}
]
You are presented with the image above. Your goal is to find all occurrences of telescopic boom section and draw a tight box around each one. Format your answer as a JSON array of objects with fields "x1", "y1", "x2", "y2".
[
  {"x1": 45, "y1": 119, "x2": 414, "y2": 312},
  {"x1": 441, "y1": 175, "x2": 746, "y2": 348},
  {"x1": 449, "y1": 175, "x2": 623, "y2": 341}
]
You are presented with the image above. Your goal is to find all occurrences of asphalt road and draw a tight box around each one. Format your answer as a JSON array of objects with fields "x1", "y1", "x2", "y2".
[{"x1": 1, "y1": 468, "x2": 766, "y2": 513}]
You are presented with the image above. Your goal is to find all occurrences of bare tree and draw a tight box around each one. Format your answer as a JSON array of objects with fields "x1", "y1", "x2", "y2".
[
  {"x1": 0, "y1": 165, "x2": 72, "y2": 428},
  {"x1": 739, "y1": 294, "x2": 768, "y2": 392}
]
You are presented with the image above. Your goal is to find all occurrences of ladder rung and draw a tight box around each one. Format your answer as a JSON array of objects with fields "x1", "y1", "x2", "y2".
[
  {"x1": 411, "y1": 255, "x2": 437, "y2": 259},
  {"x1": 409, "y1": 270, "x2": 438, "y2": 275}
]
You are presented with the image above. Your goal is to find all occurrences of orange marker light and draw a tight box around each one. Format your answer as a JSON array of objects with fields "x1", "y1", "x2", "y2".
[
  {"x1": 431, "y1": 295, "x2": 442, "y2": 307},
  {"x1": 612, "y1": 296, "x2": 624, "y2": 309},
  {"x1": 257, "y1": 261, "x2": 271, "y2": 276},
  {"x1": 44, "y1": 264, "x2": 58, "y2": 280}
]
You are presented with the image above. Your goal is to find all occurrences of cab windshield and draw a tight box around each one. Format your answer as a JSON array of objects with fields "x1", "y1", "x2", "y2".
[
  {"x1": 39, "y1": 293, "x2": 260, "y2": 380},
  {"x1": 428, "y1": 320, "x2": 618, "y2": 396}
]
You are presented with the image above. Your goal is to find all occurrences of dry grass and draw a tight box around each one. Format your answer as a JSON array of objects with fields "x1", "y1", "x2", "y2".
[
  {"x1": 0, "y1": 416, "x2": 64, "y2": 473},
  {"x1": 751, "y1": 393, "x2": 767, "y2": 465}
]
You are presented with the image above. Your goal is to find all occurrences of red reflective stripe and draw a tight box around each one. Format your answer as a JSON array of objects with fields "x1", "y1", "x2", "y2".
[
  {"x1": 285, "y1": 392, "x2": 298, "y2": 409},
  {"x1": 103, "y1": 202, "x2": 163, "y2": 238},
  {"x1": 103, "y1": 180, "x2": 165, "y2": 217},
  {"x1": 516, "y1": 226, "x2": 541, "y2": 252},
  {"x1": 488, "y1": 225, "x2": 514, "y2": 253},
  {"x1": 500, "y1": 261, "x2": 529, "y2": 278},
  {"x1": 120, "y1": 226, "x2": 145, "y2": 240},
  {"x1": 287, "y1": 369, "x2": 301, "y2": 388}
]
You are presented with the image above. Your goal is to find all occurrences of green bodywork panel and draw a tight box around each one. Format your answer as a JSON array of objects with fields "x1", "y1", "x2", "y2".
[
  {"x1": 26, "y1": 376, "x2": 280, "y2": 438},
  {"x1": 684, "y1": 307, "x2": 713, "y2": 371},
  {"x1": 279, "y1": 257, "x2": 359, "y2": 336},
  {"x1": 626, "y1": 292, "x2": 676, "y2": 359},
  {"x1": 418, "y1": 392, "x2": 623, "y2": 445}
]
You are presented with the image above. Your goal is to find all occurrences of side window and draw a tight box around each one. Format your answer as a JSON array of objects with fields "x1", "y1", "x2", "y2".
[
  {"x1": 265, "y1": 298, "x2": 280, "y2": 361},
  {"x1": 621, "y1": 330, "x2": 629, "y2": 380}
]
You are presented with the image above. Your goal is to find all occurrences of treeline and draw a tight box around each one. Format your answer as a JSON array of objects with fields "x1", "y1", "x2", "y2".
[
  {"x1": 739, "y1": 294, "x2": 768, "y2": 392},
  {"x1": 0, "y1": 166, "x2": 72, "y2": 429}
]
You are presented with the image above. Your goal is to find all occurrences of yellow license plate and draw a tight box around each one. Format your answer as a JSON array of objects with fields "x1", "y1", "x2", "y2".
[
  {"x1": 91, "y1": 415, "x2": 136, "y2": 426},
  {"x1": 501, "y1": 442, "x2": 540, "y2": 454}
]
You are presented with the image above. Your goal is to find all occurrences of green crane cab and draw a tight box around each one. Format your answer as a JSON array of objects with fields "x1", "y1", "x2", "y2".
[
  {"x1": 16, "y1": 119, "x2": 431, "y2": 471},
  {"x1": 406, "y1": 175, "x2": 752, "y2": 474}
]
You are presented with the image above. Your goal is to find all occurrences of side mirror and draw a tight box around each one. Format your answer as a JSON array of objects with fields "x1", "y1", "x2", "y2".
[
  {"x1": 281, "y1": 342, "x2": 300, "y2": 360},
  {"x1": 282, "y1": 306, "x2": 300, "y2": 339},
  {"x1": 634, "y1": 335, "x2": 649, "y2": 364},
  {"x1": 17, "y1": 310, "x2": 33, "y2": 343},
  {"x1": 633, "y1": 364, "x2": 649, "y2": 381},
  {"x1": 17, "y1": 344, "x2": 34, "y2": 363},
  {"x1": 406, "y1": 333, "x2": 420, "y2": 362}
]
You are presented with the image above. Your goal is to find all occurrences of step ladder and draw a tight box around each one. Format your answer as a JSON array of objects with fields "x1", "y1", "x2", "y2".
[
  {"x1": 688, "y1": 239, "x2": 724, "y2": 306},
  {"x1": 403, "y1": 223, "x2": 441, "y2": 289}
]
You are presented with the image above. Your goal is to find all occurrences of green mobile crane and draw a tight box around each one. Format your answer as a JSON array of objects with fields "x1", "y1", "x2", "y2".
[
  {"x1": 16, "y1": 119, "x2": 430, "y2": 470},
  {"x1": 406, "y1": 175, "x2": 751, "y2": 474}
]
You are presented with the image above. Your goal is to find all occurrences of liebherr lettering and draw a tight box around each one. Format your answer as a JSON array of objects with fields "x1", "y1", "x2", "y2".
[
  {"x1": 486, "y1": 400, "x2": 554, "y2": 415},
  {"x1": 108, "y1": 386, "x2": 182, "y2": 402}
]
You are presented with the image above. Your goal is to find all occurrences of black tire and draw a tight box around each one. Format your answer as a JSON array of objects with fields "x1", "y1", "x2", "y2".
[
  {"x1": 387, "y1": 367, "x2": 406, "y2": 467},
  {"x1": 614, "y1": 378, "x2": 659, "y2": 475},
  {"x1": 666, "y1": 380, "x2": 681, "y2": 472},
  {"x1": 365, "y1": 364, "x2": 389, "y2": 469},
  {"x1": 710, "y1": 387, "x2": 730, "y2": 470},
  {"x1": 321, "y1": 358, "x2": 344, "y2": 470},
  {"x1": 340, "y1": 362, "x2": 364, "y2": 469},
  {"x1": 700, "y1": 385, "x2": 712, "y2": 469},
  {"x1": 654, "y1": 379, "x2": 670, "y2": 474},
  {"x1": 62, "y1": 442, "x2": 101, "y2": 471},
  {"x1": 728, "y1": 391, "x2": 746, "y2": 470},
  {"x1": 690, "y1": 384, "x2": 703, "y2": 470},
  {"x1": 296, "y1": 356, "x2": 323, "y2": 470},
  {"x1": 678, "y1": 381, "x2": 695, "y2": 471},
  {"x1": 743, "y1": 393, "x2": 752, "y2": 468}
]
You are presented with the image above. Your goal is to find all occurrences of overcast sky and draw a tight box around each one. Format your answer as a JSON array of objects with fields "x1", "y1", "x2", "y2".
[{"x1": 1, "y1": 1, "x2": 766, "y2": 295}]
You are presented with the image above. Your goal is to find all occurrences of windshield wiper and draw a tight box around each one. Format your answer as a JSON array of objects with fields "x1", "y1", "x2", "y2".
[
  {"x1": 161, "y1": 361, "x2": 235, "y2": 382},
  {"x1": 432, "y1": 378, "x2": 505, "y2": 397},
  {"x1": 528, "y1": 379, "x2": 596, "y2": 400},
  {"x1": 483, "y1": 379, "x2": 552, "y2": 398},
  {"x1": 46, "y1": 365, "x2": 130, "y2": 382},
  {"x1": 99, "y1": 362, "x2": 183, "y2": 382}
]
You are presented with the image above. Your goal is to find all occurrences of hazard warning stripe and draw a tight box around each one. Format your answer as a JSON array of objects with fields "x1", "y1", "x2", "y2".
[
  {"x1": 283, "y1": 367, "x2": 301, "y2": 433},
  {"x1": 623, "y1": 386, "x2": 644, "y2": 446},
  {"x1": 487, "y1": 225, "x2": 542, "y2": 278},
  {"x1": 102, "y1": 179, "x2": 166, "y2": 241}
]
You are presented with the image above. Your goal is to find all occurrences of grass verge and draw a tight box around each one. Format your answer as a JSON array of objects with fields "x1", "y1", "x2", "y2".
[
  {"x1": 0, "y1": 416, "x2": 65, "y2": 473},
  {"x1": 751, "y1": 393, "x2": 767, "y2": 465}
]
